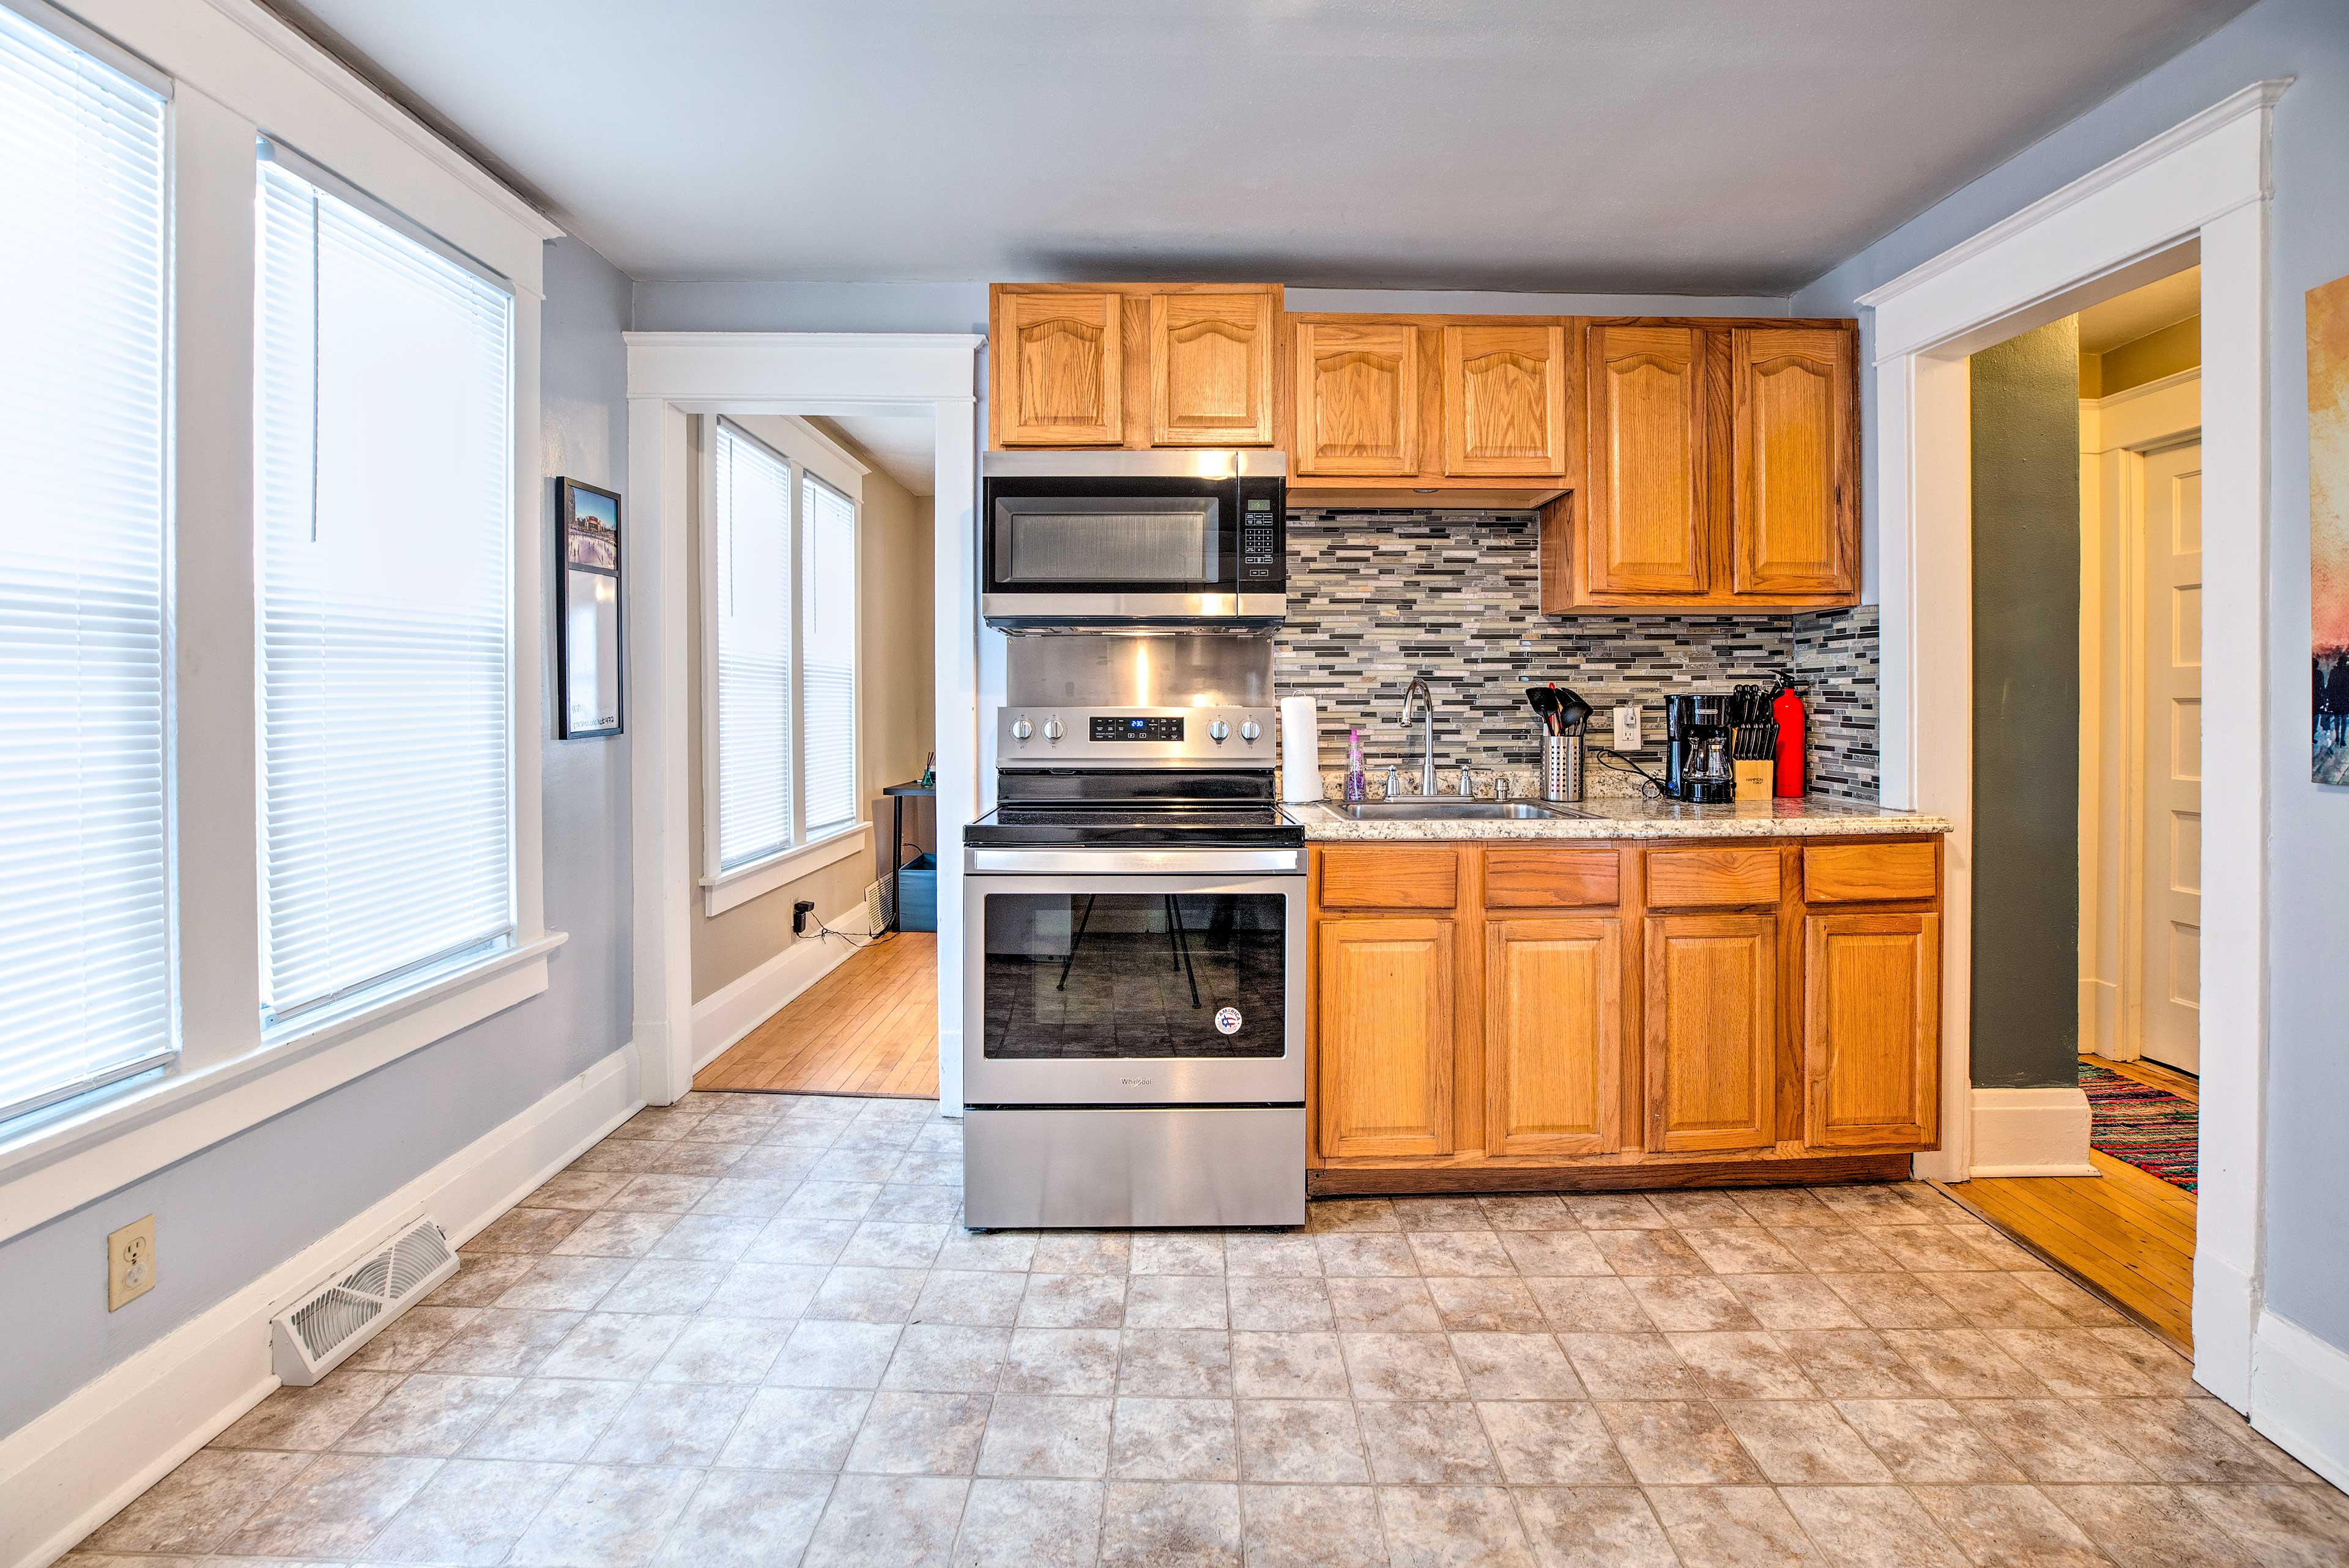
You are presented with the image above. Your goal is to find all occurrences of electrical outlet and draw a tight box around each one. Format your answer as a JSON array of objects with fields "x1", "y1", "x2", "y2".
[
  {"x1": 792, "y1": 900, "x2": 816, "y2": 937},
  {"x1": 108, "y1": 1215, "x2": 155, "y2": 1311},
  {"x1": 1612, "y1": 704, "x2": 1642, "y2": 751}
]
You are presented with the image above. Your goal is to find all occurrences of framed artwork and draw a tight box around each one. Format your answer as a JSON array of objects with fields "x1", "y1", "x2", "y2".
[
  {"x1": 555, "y1": 477, "x2": 623, "y2": 739},
  {"x1": 2313, "y1": 273, "x2": 2349, "y2": 784}
]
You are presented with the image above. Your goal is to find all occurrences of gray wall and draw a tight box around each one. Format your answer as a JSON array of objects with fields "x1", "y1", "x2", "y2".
[
  {"x1": 1794, "y1": 0, "x2": 2349, "y2": 1345},
  {"x1": 626, "y1": 281, "x2": 1792, "y2": 335},
  {"x1": 1969, "y1": 320, "x2": 2082, "y2": 1089},
  {"x1": 0, "y1": 236, "x2": 636, "y2": 1441}
]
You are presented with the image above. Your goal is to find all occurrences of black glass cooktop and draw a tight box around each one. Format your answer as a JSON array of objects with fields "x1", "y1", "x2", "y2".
[{"x1": 967, "y1": 802, "x2": 1303, "y2": 849}]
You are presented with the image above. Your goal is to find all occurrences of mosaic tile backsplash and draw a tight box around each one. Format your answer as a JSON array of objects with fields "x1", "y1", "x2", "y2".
[{"x1": 1274, "y1": 508, "x2": 1880, "y2": 802}]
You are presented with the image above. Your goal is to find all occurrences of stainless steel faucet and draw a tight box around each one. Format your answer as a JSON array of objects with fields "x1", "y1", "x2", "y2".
[{"x1": 1397, "y1": 676, "x2": 1437, "y2": 797}]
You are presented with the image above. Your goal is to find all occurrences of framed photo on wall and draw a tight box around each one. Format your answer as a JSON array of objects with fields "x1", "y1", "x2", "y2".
[{"x1": 555, "y1": 478, "x2": 624, "y2": 738}]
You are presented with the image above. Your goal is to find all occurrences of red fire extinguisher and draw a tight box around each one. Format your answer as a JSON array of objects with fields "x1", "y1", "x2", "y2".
[{"x1": 1770, "y1": 675, "x2": 1806, "y2": 799}]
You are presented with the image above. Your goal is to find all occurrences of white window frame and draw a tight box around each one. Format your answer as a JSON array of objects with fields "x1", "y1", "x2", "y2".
[
  {"x1": 697, "y1": 415, "x2": 870, "y2": 917},
  {"x1": 0, "y1": 0, "x2": 565, "y2": 1247}
]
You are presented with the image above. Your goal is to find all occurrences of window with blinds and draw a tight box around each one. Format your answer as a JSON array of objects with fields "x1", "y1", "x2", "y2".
[
  {"x1": 713, "y1": 423, "x2": 795, "y2": 869},
  {"x1": 0, "y1": 4, "x2": 174, "y2": 1124},
  {"x1": 254, "y1": 143, "x2": 516, "y2": 1026},
  {"x1": 708, "y1": 421, "x2": 861, "y2": 880},
  {"x1": 801, "y1": 473, "x2": 859, "y2": 834}
]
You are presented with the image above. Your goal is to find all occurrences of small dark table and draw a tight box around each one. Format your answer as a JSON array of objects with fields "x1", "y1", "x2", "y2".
[{"x1": 881, "y1": 780, "x2": 935, "y2": 933}]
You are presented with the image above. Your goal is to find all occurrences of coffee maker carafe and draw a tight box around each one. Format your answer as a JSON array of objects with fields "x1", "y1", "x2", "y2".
[{"x1": 1664, "y1": 694, "x2": 1735, "y2": 804}]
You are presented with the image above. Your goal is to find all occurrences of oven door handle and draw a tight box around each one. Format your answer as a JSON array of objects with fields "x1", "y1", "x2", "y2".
[{"x1": 965, "y1": 847, "x2": 1305, "y2": 876}]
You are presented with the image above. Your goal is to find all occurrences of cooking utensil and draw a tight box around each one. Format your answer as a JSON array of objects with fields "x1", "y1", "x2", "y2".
[{"x1": 1551, "y1": 686, "x2": 1593, "y2": 730}]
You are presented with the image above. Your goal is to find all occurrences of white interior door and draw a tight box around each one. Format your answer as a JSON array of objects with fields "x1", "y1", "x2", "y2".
[{"x1": 2140, "y1": 439, "x2": 2201, "y2": 1071}]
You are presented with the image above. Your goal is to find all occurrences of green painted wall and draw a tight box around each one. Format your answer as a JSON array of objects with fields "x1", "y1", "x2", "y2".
[{"x1": 1970, "y1": 319, "x2": 2081, "y2": 1089}]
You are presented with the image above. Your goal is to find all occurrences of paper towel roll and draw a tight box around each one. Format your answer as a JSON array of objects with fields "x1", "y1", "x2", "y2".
[{"x1": 1279, "y1": 696, "x2": 1324, "y2": 803}]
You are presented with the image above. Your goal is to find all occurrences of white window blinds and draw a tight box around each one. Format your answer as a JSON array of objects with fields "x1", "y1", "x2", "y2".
[
  {"x1": 0, "y1": 5, "x2": 174, "y2": 1123},
  {"x1": 255, "y1": 145, "x2": 516, "y2": 1025},
  {"x1": 801, "y1": 473, "x2": 858, "y2": 834},
  {"x1": 713, "y1": 423, "x2": 794, "y2": 869}
]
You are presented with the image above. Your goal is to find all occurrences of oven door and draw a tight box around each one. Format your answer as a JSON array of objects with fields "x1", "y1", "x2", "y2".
[{"x1": 962, "y1": 851, "x2": 1305, "y2": 1108}]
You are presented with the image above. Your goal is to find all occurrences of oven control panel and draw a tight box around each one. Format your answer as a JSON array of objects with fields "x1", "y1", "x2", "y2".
[
  {"x1": 1001, "y1": 706, "x2": 1275, "y2": 769},
  {"x1": 1092, "y1": 716, "x2": 1184, "y2": 742}
]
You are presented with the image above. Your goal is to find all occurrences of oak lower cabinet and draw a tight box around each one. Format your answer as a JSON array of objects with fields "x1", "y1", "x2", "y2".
[
  {"x1": 1642, "y1": 912, "x2": 1778, "y2": 1153},
  {"x1": 1486, "y1": 918, "x2": 1622, "y2": 1156},
  {"x1": 1313, "y1": 915, "x2": 1457, "y2": 1159},
  {"x1": 1804, "y1": 911, "x2": 1940, "y2": 1149},
  {"x1": 1307, "y1": 837, "x2": 1943, "y2": 1193}
]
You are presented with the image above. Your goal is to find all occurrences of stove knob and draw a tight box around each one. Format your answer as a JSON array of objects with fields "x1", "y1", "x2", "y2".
[
  {"x1": 1208, "y1": 719, "x2": 1230, "y2": 743},
  {"x1": 1011, "y1": 715, "x2": 1033, "y2": 741},
  {"x1": 1042, "y1": 716, "x2": 1064, "y2": 742},
  {"x1": 1239, "y1": 720, "x2": 1261, "y2": 743}
]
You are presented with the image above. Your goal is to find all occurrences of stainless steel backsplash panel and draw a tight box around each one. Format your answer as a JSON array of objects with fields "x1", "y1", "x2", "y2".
[{"x1": 1008, "y1": 631, "x2": 1275, "y2": 709}]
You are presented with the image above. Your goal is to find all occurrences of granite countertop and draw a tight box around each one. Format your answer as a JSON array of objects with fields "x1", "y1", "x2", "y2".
[{"x1": 1287, "y1": 794, "x2": 1952, "y2": 841}]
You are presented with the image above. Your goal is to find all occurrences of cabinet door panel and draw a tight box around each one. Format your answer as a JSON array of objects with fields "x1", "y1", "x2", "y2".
[
  {"x1": 1152, "y1": 292, "x2": 1276, "y2": 446},
  {"x1": 1804, "y1": 912, "x2": 1939, "y2": 1150},
  {"x1": 1295, "y1": 320, "x2": 1418, "y2": 476},
  {"x1": 1732, "y1": 327, "x2": 1855, "y2": 594},
  {"x1": 1443, "y1": 324, "x2": 1568, "y2": 478},
  {"x1": 1486, "y1": 918, "x2": 1622, "y2": 1156},
  {"x1": 996, "y1": 289, "x2": 1122, "y2": 446},
  {"x1": 1643, "y1": 912, "x2": 1776, "y2": 1152},
  {"x1": 1316, "y1": 917, "x2": 1454, "y2": 1159},
  {"x1": 1586, "y1": 324, "x2": 1707, "y2": 594}
]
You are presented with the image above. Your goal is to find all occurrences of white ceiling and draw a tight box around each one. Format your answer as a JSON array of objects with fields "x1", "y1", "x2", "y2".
[
  {"x1": 2079, "y1": 265, "x2": 2202, "y2": 353},
  {"x1": 811, "y1": 415, "x2": 935, "y2": 497},
  {"x1": 276, "y1": 0, "x2": 2250, "y2": 295}
]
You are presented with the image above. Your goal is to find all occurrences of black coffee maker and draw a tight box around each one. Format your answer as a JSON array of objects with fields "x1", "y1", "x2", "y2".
[{"x1": 1664, "y1": 694, "x2": 1735, "y2": 804}]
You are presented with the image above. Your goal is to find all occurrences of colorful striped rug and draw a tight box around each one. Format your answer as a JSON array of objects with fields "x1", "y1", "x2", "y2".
[{"x1": 2080, "y1": 1062, "x2": 2197, "y2": 1193}]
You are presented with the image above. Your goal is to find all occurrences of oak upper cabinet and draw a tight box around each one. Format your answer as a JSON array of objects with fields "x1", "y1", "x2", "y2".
[
  {"x1": 1804, "y1": 911, "x2": 1939, "y2": 1150},
  {"x1": 1485, "y1": 917, "x2": 1623, "y2": 1156},
  {"x1": 1642, "y1": 911, "x2": 1778, "y2": 1153},
  {"x1": 1732, "y1": 326, "x2": 1857, "y2": 596},
  {"x1": 1315, "y1": 915, "x2": 1455, "y2": 1159},
  {"x1": 1442, "y1": 324, "x2": 1573, "y2": 478},
  {"x1": 1583, "y1": 324, "x2": 1707, "y2": 596},
  {"x1": 1293, "y1": 319, "x2": 1418, "y2": 476},
  {"x1": 1150, "y1": 290, "x2": 1278, "y2": 446},
  {"x1": 992, "y1": 288, "x2": 1122, "y2": 446}
]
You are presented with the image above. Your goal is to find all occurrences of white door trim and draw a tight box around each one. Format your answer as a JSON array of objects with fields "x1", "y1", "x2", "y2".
[
  {"x1": 625, "y1": 331, "x2": 982, "y2": 1114},
  {"x1": 1860, "y1": 79, "x2": 2284, "y2": 1409}
]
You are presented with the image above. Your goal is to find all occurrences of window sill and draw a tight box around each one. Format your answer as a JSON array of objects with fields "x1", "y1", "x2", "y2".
[
  {"x1": 0, "y1": 931, "x2": 568, "y2": 1246},
  {"x1": 702, "y1": 822, "x2": 871, "y2": 917}
]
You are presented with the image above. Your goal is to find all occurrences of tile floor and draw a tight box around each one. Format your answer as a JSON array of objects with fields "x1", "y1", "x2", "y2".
[{"x1": 63, "y1": 1090, "x2": 2349, "y2": 1568}]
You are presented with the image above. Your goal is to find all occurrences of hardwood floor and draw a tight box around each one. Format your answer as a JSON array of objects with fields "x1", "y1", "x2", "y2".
[
  {"x1": 2095, "y1": 1052, "x2": 2200, "y2": 1101},
  {"x1": 1944, "y1": 1145, "x2": 2196, "y2": 1354},
  {"x1": 695, "y1": 932, "x2": 938, "y2": 1099}
]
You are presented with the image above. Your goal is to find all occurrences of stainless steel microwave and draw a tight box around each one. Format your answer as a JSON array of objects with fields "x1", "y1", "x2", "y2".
[{"x1": 981, "y1": 449, "x2": 1286, "y2": 628}]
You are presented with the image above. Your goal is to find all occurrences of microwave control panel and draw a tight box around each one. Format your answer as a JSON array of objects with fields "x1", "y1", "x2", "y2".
[{"x1": 1238, "y1": 478, "x2": 1284, "y2": 585}]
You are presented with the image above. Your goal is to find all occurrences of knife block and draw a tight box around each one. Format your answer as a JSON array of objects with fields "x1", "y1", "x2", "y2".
[{"x1": 1733, "y1": 760, "x2": 1773, "y2": 802}]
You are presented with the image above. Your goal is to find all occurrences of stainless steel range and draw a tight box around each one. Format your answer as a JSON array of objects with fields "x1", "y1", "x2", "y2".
[{"x1": 962, "y1": 632, "x2": 1305, "y2": 1229}]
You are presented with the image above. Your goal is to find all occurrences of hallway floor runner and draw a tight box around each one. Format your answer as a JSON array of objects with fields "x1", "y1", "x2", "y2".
[{"x1": 2080, "y1": 1060, "x2": 2197, "y2": 1193}]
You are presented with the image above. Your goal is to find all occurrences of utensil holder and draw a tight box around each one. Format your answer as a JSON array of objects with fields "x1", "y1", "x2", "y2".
[{"x1": 1541, "y1": 727, "x2": 1584, "y2": 803}]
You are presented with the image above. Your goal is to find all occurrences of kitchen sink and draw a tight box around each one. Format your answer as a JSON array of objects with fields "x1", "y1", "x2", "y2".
[{"x1": 1324, "y1": 800, "x2": 1590, "y2": 821}]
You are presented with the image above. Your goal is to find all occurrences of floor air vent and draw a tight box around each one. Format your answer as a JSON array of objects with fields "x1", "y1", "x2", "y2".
[{"x1": 270, "y1": 1216, "x2": 457, "y2": 1385}]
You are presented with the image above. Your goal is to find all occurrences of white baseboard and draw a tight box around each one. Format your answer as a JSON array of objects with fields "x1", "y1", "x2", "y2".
[
  {"x1": 1968, "y1": 1084, "x2": 2096, "y2": 1177},
  {"x1": 691, "y1": 903, "x2": 870, "y2": 1072},
  {"x1": 0, "y1": 1041, "x2": 643, "y2": 1568},
  {"x1": 2251, "y1": 1309, "x2": 2349, "y2": 1491},
  {"x1": 2194, "y1": 1248, "x2": 2256, "y2": 1410}
]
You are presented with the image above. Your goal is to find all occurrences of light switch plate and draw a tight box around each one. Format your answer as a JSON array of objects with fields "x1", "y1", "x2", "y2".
[
  {"x1": 1612, "y1": 704, "x2": 1641, "y2": 750},
  {"x1": 108, "y1": 1215, "x2": 155, "y2": 1310}
]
